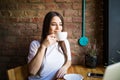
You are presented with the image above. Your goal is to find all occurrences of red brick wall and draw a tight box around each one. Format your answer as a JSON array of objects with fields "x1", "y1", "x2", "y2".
[{"x1": 0, "y1": 0, "x2": 103, "y2": 79}]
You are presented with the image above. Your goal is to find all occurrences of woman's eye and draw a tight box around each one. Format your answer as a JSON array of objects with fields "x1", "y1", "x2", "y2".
[
  {"x1": 50, "y1": 23, "x2": 62, "y2": 26},
  {"x1": 51, "y1": 24, "x2": 56, "y2": 26}
]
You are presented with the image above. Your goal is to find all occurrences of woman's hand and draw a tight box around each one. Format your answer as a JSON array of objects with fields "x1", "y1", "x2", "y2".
[
  {"x1": 56, "y1": 66, "x2": 68, "y2": 79},
  {"x1": 42, "y1": 34, "x2": 57, "y2": 48},
  {"x1": 56, "y1": 60, "x2": 71, "y2": 79}
]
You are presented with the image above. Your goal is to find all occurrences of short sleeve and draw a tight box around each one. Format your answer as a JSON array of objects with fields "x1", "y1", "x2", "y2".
[
  {"x1": 28, "y1": 40, "x2": 40, "y2": 63},
  {"x1": 64, "y1": 39, "x2": 71, "y2": 60}
]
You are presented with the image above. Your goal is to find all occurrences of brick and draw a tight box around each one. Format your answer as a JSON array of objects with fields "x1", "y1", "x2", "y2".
[
  {"x1": 8, "y1": 0, "x2": 28, "y2": 3},
  {"x1": 24, "y1": 10, "x2": 37, "y2": 17},
  {"x1": 25, "y1": 23, "x2": 37, "y2": 30},
  {"x1": 55, "y1": 0, "x2": 80, "y2": 2},
  {"x1": 73, "y1": 3, "x2": 82, "y2": 10},
  {"x1": 86, "y1": 16, "x2": 95, "y2": 23},
  {"x1": 64, "y1": 23, "x2": 81, "y2": 39},
  {"x1": 28, "y1": 0, "x2": 43, "y2": 3},
  {"x1": 1, "y1": 10, "x2": 11, "y2": 17},
  {"x1": 0, "y1": 1, "x2": 18, "y2": 10},
  {"x1": 11, "y1": 10, "x2": 23, "y2": 17},
  {"x1": 10, "y1": 10, "x2": 37, "y2": 17},
  {"x1": 45, "y1": 0, "x2": 54, "y2": 2},
  {"x1": 30, "y1": 17, "x2": 43, "y2": 23},
  {"x1": 0, "y1": 18, "x2": 5, "y2": 23},
  {"x1": 58, "y1": 3, "x2": 72, "y2": 10},
  {"x1": 45, "y1": 3, "x2": 59, "y2": 10},
  {"x1": 18, "y1": 17, "x2": 30, "y2": 23},
  {"x1": 37, "y1": 10, "x2": 47, "y2": 17},
  {"x1": 86, "y1": 1, "x2": 96, "y2": 8},
  {"x1": 72, "y1": 17, "x2": 82, "y2": 23},
  {"x1": 4, "y1": 36, "x2": 17, "y2": 43},
  {"x1": 64, "y1": 10, "x2": 78, "y2": 17},
  {"x1": 55, "y1": 0, "x2": 66, "y2": 2},
  {"x1": 86, "y1": 8, "x2": 95, "y2": 17},
  {"x1": 78, "y1": 10, "x2": 82, "y2": 16},
  {"x1": 22, "y1": 29, "x2": 33, "y2": 36},
  {"x1": 31, "y1": 4, "x2": 45, "y2": 10},
  {"x1": 1, "y1": 4, "x2": 18, "y2": 10},
  {"x1": 8, "y1": 17, "x2": 19, "y2": 23},
  {"x1": 15, "y1": 23, "x2": 26, "y2": 30},
  {"x1": 17, "y1": 3, "x2": 31, "y2": 10},
  {"x1": 64, "y1": 17, "x2": 72, "y2": 23},
  {"x1": 64, "y1": 23, "x2": 77, "y2": 30}
]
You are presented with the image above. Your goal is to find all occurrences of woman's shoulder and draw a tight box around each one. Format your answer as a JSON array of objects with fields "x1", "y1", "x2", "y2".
[
  {"x1": 30, "y1": 40, "x2": 40, "y2": 48},
  {"x1": 31, "y1": 40, "x2": 40, "y2": 44}
]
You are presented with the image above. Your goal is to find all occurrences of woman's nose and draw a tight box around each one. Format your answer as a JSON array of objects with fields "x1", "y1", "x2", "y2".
[
  {"x1": 55, "y1": 26, "x2": 61, "y2": 32},
  {"x1": 56, "y1": 24, "x2": 61, "y2": 30}
]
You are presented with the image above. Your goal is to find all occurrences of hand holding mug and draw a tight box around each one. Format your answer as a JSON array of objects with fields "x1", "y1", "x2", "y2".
[{"x1": 42, "y1": 34, "x2": 57, "y2": 48}]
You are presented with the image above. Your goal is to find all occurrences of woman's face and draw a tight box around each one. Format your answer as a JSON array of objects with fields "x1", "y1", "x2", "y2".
[{"x1": 49, "y1": 16, "x2": 63, "y2": 34}]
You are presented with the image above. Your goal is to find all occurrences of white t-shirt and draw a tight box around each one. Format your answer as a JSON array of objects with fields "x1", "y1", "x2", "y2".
[{"x1": 28, "y1": 39, "x2": 71, "y2": 80}]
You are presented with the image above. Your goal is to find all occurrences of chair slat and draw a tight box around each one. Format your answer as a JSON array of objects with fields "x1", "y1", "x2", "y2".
[{"x1": 7, "y1": 65, "x2": 28, "y2": 80}]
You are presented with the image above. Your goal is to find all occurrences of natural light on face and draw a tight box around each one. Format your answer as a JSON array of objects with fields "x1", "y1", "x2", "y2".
[{"x1": 49, "y1": 16, "x2": 63, "y2": 34}]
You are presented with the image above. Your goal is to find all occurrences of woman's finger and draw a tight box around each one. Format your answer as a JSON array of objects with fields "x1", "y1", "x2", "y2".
[{"x1": 56, "y1": 68, "x2": 67, "y2": 78}]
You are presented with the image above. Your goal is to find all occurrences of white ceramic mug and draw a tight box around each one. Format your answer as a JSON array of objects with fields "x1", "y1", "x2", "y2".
[{"x1": 56, "y1": 32, "x2": 67, "y2": 41}]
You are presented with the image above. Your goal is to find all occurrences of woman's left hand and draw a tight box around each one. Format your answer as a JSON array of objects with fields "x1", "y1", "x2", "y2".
[{"x1": 56, "y1": 66, "x2": 68, "y2": 79}]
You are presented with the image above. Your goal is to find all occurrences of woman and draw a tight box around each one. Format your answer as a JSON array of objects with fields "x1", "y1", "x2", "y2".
[{"x1": 28, "y1": 11, "x2": 71, "y2": 80}]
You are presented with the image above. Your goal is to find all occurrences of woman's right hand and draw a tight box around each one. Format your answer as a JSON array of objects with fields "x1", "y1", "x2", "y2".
[{"x1": 42, "y1": 34, "x2": 57, "y2": 48}]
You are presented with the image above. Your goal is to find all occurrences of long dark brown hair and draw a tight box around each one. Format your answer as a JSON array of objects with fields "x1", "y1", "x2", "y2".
[
  {"x1": 41, "y1": 11, "x2": 68, "y2": 61},
  {"x1": 41, "y1": 11, "x2": 64, "y2": 43}
]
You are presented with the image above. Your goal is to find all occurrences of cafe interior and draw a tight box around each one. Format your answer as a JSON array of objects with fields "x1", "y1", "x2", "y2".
[{"x1": 0, "y1": 0, "x2": 120, "y2": 80}]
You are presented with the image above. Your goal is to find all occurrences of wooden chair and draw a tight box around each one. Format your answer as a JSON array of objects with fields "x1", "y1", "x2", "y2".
[{"x1": 7, "y1": 64, "x2": 29, "y2": 80}]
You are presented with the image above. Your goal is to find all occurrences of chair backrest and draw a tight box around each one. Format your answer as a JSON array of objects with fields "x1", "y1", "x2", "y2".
[{"x1": 7, "y1": 64, "x2": 29, "y2": 80}]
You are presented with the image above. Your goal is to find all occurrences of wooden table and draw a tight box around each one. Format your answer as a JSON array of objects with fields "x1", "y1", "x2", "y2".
[{"x1": 59, "y1": 65, "x2": 105, "y2": 80}]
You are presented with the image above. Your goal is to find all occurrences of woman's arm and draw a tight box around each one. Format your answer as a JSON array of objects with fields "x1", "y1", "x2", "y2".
[
  {"x1": 63, "y1": 60, "x2": 71, "y2": 69},
  {"x1": 28, "y1": 34, "x2": 57, "y2": 75},
  {"x1": 28, "y1": 45, "x2": 46, "y2": 75}
]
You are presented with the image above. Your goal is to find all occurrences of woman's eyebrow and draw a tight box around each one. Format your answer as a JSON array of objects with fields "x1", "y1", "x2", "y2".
[
  {"x1": 51, "y1": 22, "x2": 62, "y2": 24},
  {"x1": 51, "y1": 22, "x2": 56, "y2": 23}
]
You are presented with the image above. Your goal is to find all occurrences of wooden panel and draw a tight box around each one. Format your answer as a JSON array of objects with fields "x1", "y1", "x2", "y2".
[
  {"x1": 14, "y1": 65, "x2": 28, "y2": 80},
  {"x1": 7, "y1": 65, "x2": 28, "y2": 80},
  {"x1": 7, "y1": 69, "x2": 16, "y2": 80}
]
